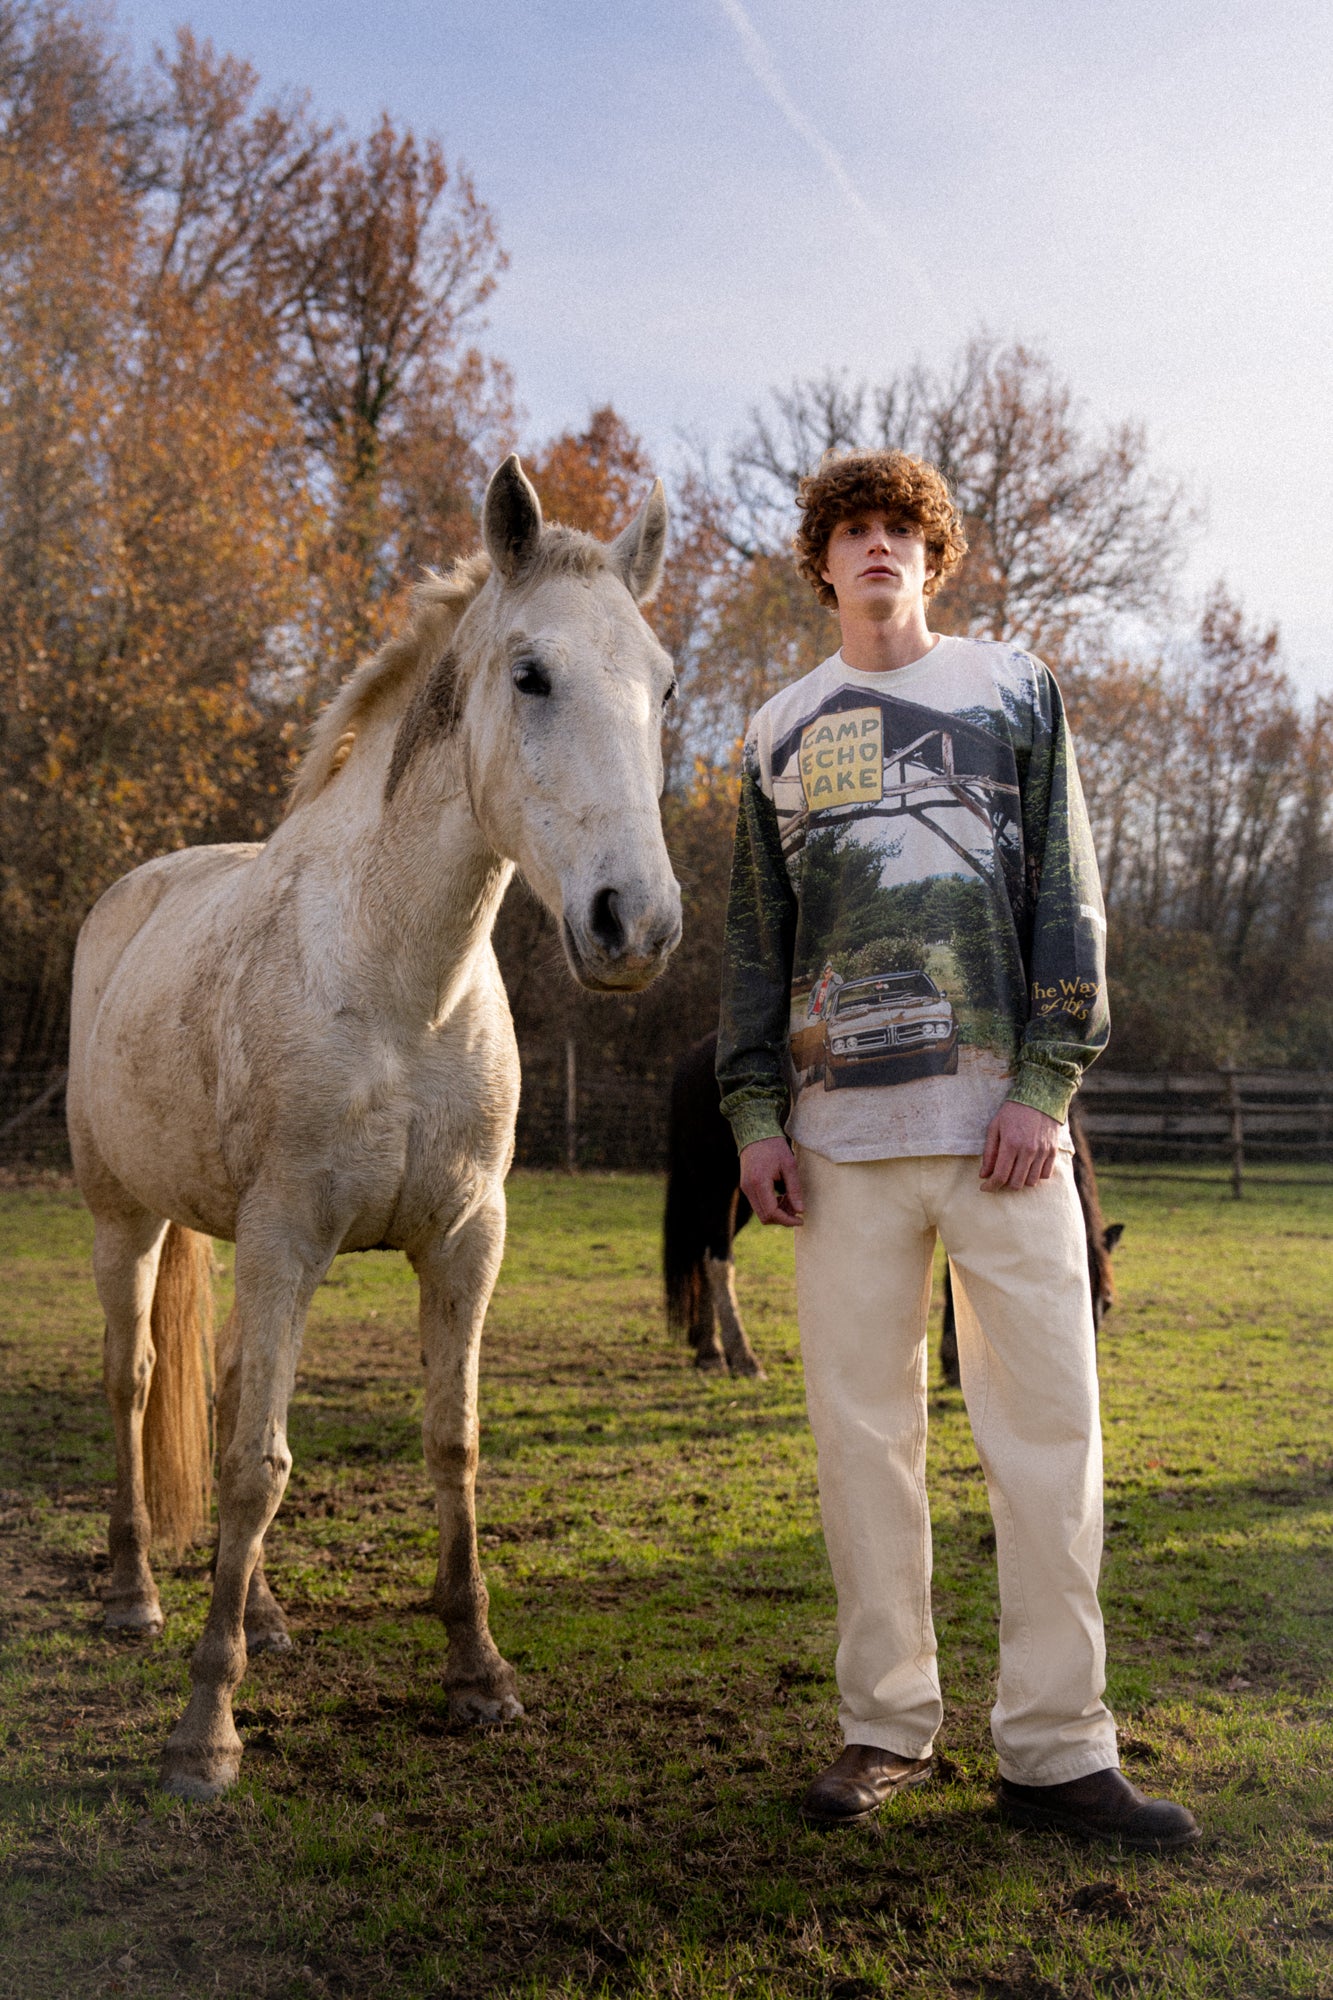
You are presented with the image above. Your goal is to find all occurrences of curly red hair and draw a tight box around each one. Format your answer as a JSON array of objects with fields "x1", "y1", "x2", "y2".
[{"x1": 794, "y1": 450, "x2": 967, "y2": 607}]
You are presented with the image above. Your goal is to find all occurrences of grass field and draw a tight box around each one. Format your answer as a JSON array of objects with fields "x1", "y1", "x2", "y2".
[{"x1": 1, "y1": 1166, "x2": 1331, "y2": 1999}]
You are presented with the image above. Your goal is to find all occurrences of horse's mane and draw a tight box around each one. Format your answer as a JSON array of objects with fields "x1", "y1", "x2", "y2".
[
  {"x1": 285, "y1": 552, "x2": 492, "y2": 815},
  {"x1": 286, "y1": 528, "x2": 611, "y2": 816}
]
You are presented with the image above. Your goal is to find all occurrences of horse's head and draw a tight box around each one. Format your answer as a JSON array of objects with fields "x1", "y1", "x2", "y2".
[{"x1": 453, "y1": 456, "x2": 682, "y2": 992}]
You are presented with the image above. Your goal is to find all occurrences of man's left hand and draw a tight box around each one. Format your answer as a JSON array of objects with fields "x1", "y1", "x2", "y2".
[{"x1": 980, "y1": 1101, "x2": 1061, "y2": 1191}]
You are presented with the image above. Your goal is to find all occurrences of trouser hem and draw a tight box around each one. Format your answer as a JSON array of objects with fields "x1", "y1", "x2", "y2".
[
  {"x1": 996, "y1": 1740, "x2": 1120, "y2": 1787},
  {"x1": 841, "y1": 1721, "x2": 937, "y2": 1760}
]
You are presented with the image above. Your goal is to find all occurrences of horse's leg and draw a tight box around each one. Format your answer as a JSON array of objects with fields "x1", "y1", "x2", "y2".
[
  {"x1": 413, "y1": 1195, "x2": 523, "y2": 1725},
  {"x1": 939, "y1": 1261, "x2": 961, "y2": 1388},
  {"x1": 160, "y1": 1223, "x2": 325, "y2": 1797},
  {"x1": 95, "y1": 1209, "x2": 170, "y2": 1634},
  {"x1": 705, "y1": 1253, "x2": 765, "y2": 1379},
  {"x1": 691, "y1": 1270, "x2": 726, "y2": 1372},
  {"x1": 213, "y1": 1307, "x2": 292, "y2": 1655},
  {"x1": 690, "y1": 1174, "x2": 731, "y2": 1372}
]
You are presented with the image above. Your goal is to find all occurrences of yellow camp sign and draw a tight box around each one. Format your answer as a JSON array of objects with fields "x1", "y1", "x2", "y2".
[{"x1": 798, "y1": 707, "x2": 884, "y2": 810}]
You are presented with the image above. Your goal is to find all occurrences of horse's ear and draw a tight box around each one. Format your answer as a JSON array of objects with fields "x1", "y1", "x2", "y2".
[
  {"x1": 1103, "y1": 1221, "x2": 1124, "y2": 1253},
  {"x1": 610, "y1": 478, "x2": 668, "y2": 604},
  {"x1": 483, "y1": 454, "x2": 543, "y2": 580}
]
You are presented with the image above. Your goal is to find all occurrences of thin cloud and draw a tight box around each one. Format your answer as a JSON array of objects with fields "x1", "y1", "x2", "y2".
[{"x1": 715, "y1": 0, "x2": 943, "y2": 321}]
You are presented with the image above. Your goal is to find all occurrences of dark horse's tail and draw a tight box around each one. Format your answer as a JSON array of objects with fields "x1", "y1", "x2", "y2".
[{"x1": 663, "y1": 1032, "x2": 748, "y2": 1347}]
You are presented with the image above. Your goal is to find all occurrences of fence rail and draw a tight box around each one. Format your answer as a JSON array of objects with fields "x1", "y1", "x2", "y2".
[
  {"x1": 5, "y1": 1063, "x2": 1333, "y2": 1187},
  {"x1": 513, "y1": 1047, "x2": 671, "y2": 1171},
  {"x1": 1078, "y1": 1069, "x2": 1333, "y2": 1193},
  {"x1": 0, "y1": 1060, "x2": 675, "y2": 1175},
  {"x1": 0, "y1": 1069, "x2": 71, "y2": 1168}
]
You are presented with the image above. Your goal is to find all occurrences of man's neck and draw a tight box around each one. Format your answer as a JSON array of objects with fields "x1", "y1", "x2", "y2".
[{"x1": 837, "y1": 608, "x2": 939, "y2": 675}]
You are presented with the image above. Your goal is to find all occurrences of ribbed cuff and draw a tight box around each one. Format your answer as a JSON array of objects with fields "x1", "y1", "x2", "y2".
[
  {"x1": 725, "y1": 1098, "x2": 789, "y2": 1152},
  {"x1": 1008, "y1": 1061, "x2": 1078, "y2": 1125}
]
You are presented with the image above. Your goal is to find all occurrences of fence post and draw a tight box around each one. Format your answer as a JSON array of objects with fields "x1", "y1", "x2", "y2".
[
  {"x1": 564, "y1": 1037, "x2": 578, "y2": 1174},
  {"x1": 1224, "y1": 1064, "x2": 1244, "y2": 1199}
]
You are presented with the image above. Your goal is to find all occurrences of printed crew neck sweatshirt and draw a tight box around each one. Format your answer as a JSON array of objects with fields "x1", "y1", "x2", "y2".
[{"x1": 715, "y1": 636, "x2": 1109, "y2": 1163}]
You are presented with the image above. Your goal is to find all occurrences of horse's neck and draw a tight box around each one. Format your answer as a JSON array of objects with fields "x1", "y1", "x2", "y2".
[
  {"x1": 286, "y1": 766, "x2": 512, "y2": 1031},
  {"x1": 365, "y1": 790, "x2": 513, "y2": 1026}
]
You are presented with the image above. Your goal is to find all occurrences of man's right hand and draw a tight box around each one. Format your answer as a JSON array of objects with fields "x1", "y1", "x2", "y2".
[{"x1": 739, "y1": 1135, "x2": 805, "y2": 1227}]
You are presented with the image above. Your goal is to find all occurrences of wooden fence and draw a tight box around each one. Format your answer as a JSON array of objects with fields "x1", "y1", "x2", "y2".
[
  {"x1": 0, "y1": 1068, "x2": 70, "y2": 1168},
  {"x1": 1078, "y1": 1069, "x2": 1333, "y2": 1194},
  {"x1": 5, "y1": 1063, "x2": 1333, "y2": 1188},
  {"x1": 0, "y1": 1057, "x2": 674, "y2": 1177}
]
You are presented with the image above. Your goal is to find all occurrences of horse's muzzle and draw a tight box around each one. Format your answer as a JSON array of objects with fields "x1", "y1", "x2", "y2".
[{"x1": 562, "y1": 883, "x2": 681, "y2": 992}]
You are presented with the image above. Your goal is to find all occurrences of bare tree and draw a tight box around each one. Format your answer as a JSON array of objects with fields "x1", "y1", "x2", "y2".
[
  {"x1": 1164, "y1": 590, "x2": 1319, "y2": 970},
  {"x1": 1074, "y1": 589, "x2": 1333, "y2": 1063},
  {"x1": 0, "y1": 6, "x2": 516, "y2": 1064},
  {"x1": 726, "y1": 337, "x2": 1194, "y2": 656}
]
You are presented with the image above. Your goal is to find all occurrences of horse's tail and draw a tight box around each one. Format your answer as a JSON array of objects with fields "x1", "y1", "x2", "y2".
[{"x1": 142, "y1": 1224, "x2": 215, "y2": 1554}]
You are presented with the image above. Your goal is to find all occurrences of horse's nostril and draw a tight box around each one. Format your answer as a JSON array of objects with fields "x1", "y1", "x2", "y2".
[{"x1": 589, "y1": 887, "x2": 624, "y2": 953}]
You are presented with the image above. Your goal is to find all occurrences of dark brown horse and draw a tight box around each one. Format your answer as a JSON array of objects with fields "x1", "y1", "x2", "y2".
[
  {"x1": 663, "y1": 1033, "x2": 764, "y2": 1376},
  {"x1": 664, "y1": 1032, "x2": 1120, "y2": 1383}
]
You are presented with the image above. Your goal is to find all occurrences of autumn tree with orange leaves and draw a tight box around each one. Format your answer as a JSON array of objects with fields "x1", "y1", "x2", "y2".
[{"x1": 0, "y1": 6, "x2": 514, "y2": 1067}]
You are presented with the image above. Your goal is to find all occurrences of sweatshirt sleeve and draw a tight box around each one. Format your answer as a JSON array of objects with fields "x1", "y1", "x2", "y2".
[
  {"x1": 1007, "y1": 667, "x2": 1110, "y2": 1124},
  {"x1": 716, "y1": 743, "x2": 798, "y2": 1151}
]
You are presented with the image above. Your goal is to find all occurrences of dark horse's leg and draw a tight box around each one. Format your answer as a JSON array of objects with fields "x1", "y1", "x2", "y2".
[
  {"x1": 665, "y1": 1035, "x2": 727, "y2": 1365},
  {"x1": 707, "y1": 1185, "x2": 763, "y2": 1378},
  {"x1": 939, "y1": 1262, "x2": 961, "y2": 1388},
  {"x1": 665, "y1": 1033, "x2": 765, "y2": 1377}
]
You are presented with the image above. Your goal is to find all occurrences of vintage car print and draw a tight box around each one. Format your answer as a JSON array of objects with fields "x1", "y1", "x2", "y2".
[{"x1": 822, "y1": 970, "x2": 959, "y2": 1087}]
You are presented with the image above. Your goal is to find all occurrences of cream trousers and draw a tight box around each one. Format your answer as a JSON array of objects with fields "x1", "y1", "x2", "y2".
[{"x1": 793, "y1": 1146, "x2": 1119, "y2": 1785}]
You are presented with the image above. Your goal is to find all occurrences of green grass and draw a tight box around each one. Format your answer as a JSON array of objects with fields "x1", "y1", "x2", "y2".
[{"x1": 1, "y1": 1165, "x2": 1331, "y2": 1998}]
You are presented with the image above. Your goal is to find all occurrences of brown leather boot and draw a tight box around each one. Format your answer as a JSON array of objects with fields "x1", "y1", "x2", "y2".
[
  {"x1": 801, "y1": 1744, "x2": 934, "y2": 1824},
  {"x1": 998, "y1": 1766, "x2": 1200, "y2": 1849}
]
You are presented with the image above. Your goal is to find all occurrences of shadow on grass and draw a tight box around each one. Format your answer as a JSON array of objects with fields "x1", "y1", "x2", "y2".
[{"x1": 0, "y1": 1385, "x2": 113, "y2": 1498}]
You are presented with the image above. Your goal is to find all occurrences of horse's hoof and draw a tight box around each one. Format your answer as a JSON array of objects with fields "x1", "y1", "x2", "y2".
[
  {"x1": 730, "y1": 1356, "x2": 767, "y2": 1380},
  {"x1": 694, "y1": 1351, "x2": 726, "y2": 1374},
  {"x1": 105, "y1": 1600, "x2": 164, "y2": 1637},
  {"x1": 245, "y1": 1617, "x2": 293, "y2": 1656},
  {"x1": 446, "y1": 1686, "x2": 525, "y2": 1727},
  {"x1": 158, "y1": 1746, "x2": 241, "y2": 1800}
]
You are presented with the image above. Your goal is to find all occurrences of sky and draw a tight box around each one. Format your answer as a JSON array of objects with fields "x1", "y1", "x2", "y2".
[{"x1": 121, "y1": 0, "x2": 1333, "y2": 699}]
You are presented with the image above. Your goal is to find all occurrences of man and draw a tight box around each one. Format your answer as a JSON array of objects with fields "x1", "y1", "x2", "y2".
[{"x1": 716, "y1": 449, "x2": 1197, "y2": 1848}]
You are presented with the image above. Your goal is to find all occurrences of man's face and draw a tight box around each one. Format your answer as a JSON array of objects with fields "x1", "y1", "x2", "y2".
[{"x1": 819, "y1": 512, "x2": 934, "y2": 617}]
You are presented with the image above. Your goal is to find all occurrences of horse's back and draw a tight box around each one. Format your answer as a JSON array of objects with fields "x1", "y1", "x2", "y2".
[{"x1": 72, "y1": 846, "x2": 259, "y2": 1017}]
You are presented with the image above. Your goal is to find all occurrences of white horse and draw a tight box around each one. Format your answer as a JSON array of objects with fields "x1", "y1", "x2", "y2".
[{"x1": 67, "y1": 457, "x2": 680, "y2": 1800}]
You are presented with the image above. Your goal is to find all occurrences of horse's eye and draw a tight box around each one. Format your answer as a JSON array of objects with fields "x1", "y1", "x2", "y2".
[
  {"x1": 663, "y1": 677, "x2": 678, "y2": 709},
  {"x1": 511, "y1": 659, "x2": 550, "y2": 697}
]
